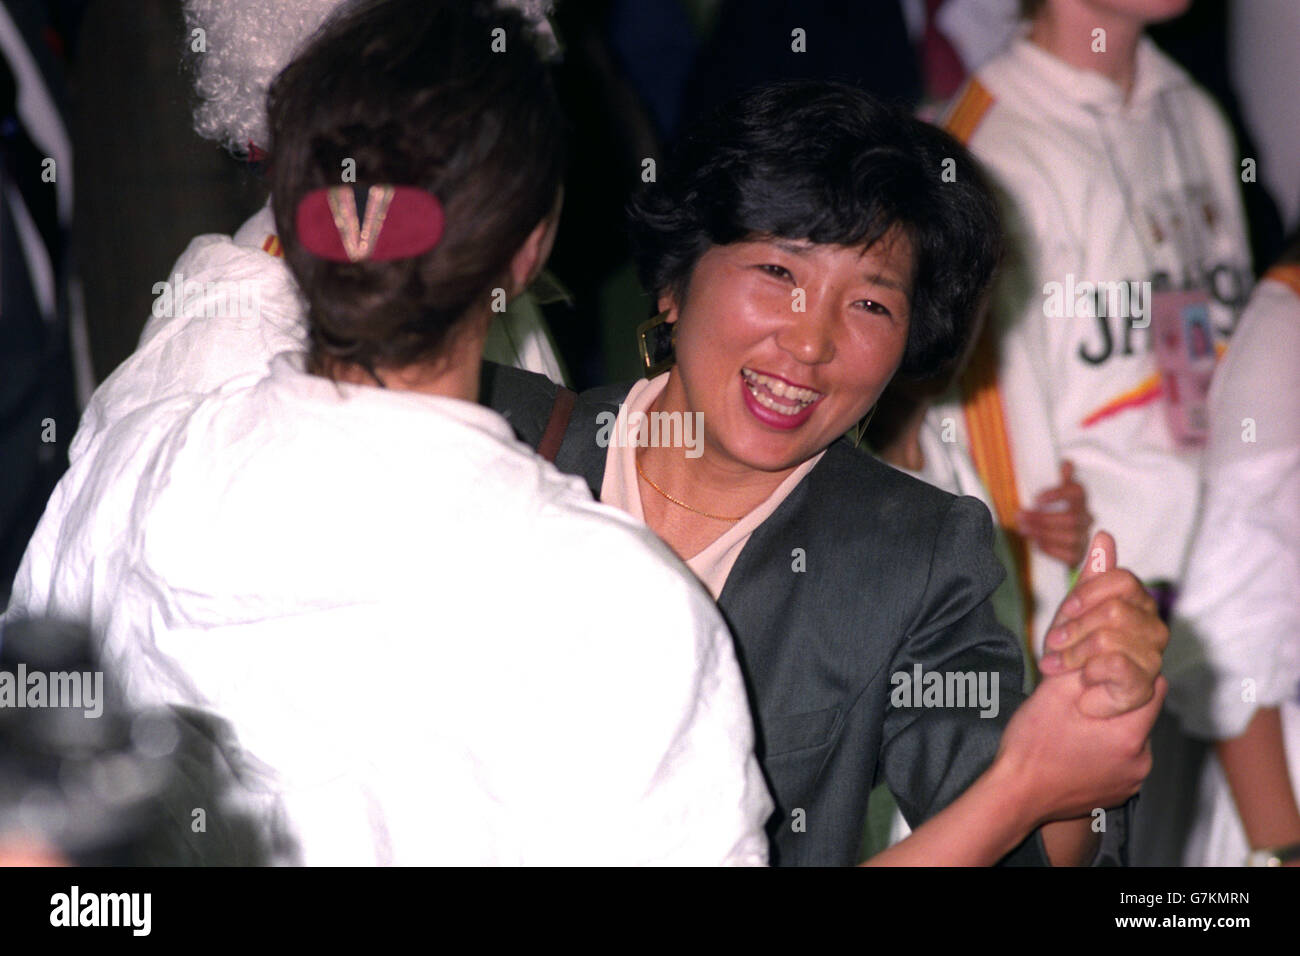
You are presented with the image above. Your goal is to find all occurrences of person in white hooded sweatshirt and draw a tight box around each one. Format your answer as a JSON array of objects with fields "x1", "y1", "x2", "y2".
[
  {"x1": 4, "y1": 0, "x2": 772, "y2": 866},
  {"x1": 935, "y1": 0, "x2": 1251, "y2": 654},
  {"x1": 933, "y1": 0, "x2": 1253, "y2": 862}
]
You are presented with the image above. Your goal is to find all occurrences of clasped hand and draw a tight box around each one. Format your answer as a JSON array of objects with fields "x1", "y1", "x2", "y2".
[
  {"x1": 1038, "y1": 529, "x2": 1167, "y2": 717},
  {"x1": 997, "y1": 530, "x2": 1167, "y2": 824}
]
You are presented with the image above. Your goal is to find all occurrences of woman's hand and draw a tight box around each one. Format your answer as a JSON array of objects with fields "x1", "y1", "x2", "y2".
[
  {"x1": 863, "y1": 666, "x2": 1165, "y2": 866},
  {"x1": 1019, "y1": 460, "x2": 1091, "y2": 565},
  {"x1": 994, "y1": 666, "x2": 1166, "y2": 825},
  {"x1": 1038, "y1": 531, "x2": 1168, "y2": 718}
]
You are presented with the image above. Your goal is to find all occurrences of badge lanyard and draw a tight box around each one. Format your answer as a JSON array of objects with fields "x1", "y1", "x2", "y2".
[
  {"x1": 1088, "y1": 92, "x2": 1219, "y2": 448},
  {"x1": 1088, "y1": 89, "x2": 1216, "y2": 289}
]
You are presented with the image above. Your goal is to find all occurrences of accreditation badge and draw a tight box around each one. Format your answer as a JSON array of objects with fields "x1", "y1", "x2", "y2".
[{"x1": 1150, "y1": 286, "x2": 1217, "y2": 449}]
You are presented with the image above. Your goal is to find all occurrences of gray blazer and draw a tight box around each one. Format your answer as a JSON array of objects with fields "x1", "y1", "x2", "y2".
[{"x1": 483, "y1": 363, "x2": 1129, "y2": 866}]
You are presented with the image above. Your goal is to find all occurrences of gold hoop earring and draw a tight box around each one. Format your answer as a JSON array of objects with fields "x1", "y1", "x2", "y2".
[
  {"x1": 637, "y1": 310, "x2": 676, "y2": 378},
  {"x1": 851, "y1": 404, "x2": 878, "y2": 450}
]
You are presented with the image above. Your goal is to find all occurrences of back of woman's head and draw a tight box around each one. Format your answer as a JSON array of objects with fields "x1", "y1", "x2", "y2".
[
  {"x1": 628, "y1": 79, "x2": 1000, "y2": 381},
  {"x1": 268, "y1": 0, "x2": 564, "y2": 377}
]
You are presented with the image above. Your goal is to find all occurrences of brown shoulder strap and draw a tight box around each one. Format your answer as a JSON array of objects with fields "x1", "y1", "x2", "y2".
[{"x1": 537, "y1": 386, "x2": 577, "y2": 463}]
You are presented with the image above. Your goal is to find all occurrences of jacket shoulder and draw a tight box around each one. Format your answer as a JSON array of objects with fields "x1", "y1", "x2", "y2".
[
  {"x1": 812, "y1": 441, "x2": 970, "y2": 536},
  {"x1": 784, "y1": 442, "x2": 1005, "y2": 609},
  {"x1": 479, "y1": 362, "x2": 563, "y2": 447}
]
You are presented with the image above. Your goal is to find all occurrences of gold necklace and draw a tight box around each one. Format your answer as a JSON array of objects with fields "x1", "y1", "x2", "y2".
[{"x1": 635, "y1": 457, "x2": 745, "y2": 522}]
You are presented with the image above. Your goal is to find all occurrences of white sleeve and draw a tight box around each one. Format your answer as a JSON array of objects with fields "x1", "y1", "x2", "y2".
[
  {"x1": 71, "y1": 233, "x2": 307, "y2": 464},
  {"x1": 1166, "y1": 282, "x2": 1300, "y2": 740},
  {"x1": 1167, "y1": 449, "x2": 1300, "y2": 739}
]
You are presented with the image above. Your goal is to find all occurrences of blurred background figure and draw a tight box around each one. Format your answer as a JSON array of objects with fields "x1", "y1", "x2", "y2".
[
  {"x1": 0, "y1": 617, "x2": 272, "y2": 865},
  {"x1": 932, "y1": 0, "x2": 1255, "y2": 865},
  {"x1": 1228, "y1": 0, "x2": 1300, "y2": 236},
  {"x1": 1167, "y1": 235, "x2": 1300, "y2": 867},
  {"x1": 0, "y1": 1, "x2": 87, "y2": 605},
  {"x1": 935, "y1": 0, "x2": 1255, "y2": 656},
  {"x1": 68, "y1": 0, "x2": 262, "y2": 383},
  {"x1": 1146, "y1": 0, "x2": 1286, "y2": 271}
]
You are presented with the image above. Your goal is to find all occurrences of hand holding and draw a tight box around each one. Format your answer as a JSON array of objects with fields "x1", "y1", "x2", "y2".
[
  {"x1": 997, "y1": 667, "x2": 1166, "y2": 824},
  {"x1": 1038, "y1": 530, "x2": 1168, "y2": 718}
]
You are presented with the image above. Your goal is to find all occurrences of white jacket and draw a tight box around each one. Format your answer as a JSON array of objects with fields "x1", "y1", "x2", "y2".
[{"x1": 7, "y1": 353, "x2": 772, "y2": 865}]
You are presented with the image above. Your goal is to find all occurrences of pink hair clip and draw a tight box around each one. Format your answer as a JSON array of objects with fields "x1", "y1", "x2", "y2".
[{"x1": 296, "y1": 184, "x2": 444, "y2": 262}]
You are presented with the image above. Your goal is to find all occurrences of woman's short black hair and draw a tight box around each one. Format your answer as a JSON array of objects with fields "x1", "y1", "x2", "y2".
[
  {"x1": 627, "y1": 80, "x2": 1001, "y2": 380},
  {"x1": 268, "y1": 0, "x2": 564, "y2": 377}
]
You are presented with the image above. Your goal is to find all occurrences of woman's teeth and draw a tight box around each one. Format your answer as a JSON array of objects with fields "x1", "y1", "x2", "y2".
[{"x1": 741, "y1": 368, "x2": 822, "y2": 414}]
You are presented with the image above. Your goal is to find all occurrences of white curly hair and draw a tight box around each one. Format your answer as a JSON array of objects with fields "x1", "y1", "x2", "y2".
[
  {"x1": 184, "y1": 0, "x2": 559, "y2": 156},
  {"x1": 184, "y1": 0, "x2": 341, "y2": 154}
]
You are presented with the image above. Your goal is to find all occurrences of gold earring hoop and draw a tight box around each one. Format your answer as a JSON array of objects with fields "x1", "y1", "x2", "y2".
[
  {"x1": 637, "y1": 310, "x2": 676, "y2": 378},
  {"x1": 851, "y1": 404, "x2": 878, "y2": 450}
]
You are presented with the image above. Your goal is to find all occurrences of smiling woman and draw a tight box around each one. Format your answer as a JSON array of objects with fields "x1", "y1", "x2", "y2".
[
  {"x1": 635, "y1": 232, "x2": 917, "y2": 560},
  {"x1": 663, "y1": 233, "x2": 912, "y2": 468},
  {"x1": 486, "y1": 79, "x2": 1171, "y2": 866}
]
